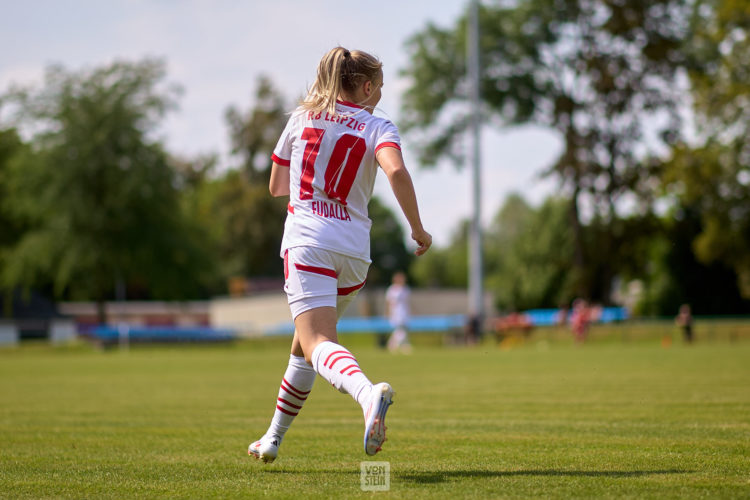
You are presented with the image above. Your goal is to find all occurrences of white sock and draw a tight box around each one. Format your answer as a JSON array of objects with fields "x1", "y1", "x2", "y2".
[
  {"x1": 311, "y1": 341, "x2": 373, "y2": 408},
  {"x1": 266, "y1": 354, "x2": 316, "y2": 441}
]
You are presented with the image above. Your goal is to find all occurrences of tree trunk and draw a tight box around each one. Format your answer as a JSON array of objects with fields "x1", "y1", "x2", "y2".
[{"x1": 569, "y1": 185, "x2": 587, "y2": 299}]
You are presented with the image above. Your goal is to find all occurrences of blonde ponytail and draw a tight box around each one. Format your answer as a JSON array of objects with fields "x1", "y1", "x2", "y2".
[{"x1": 302, "y1": 47, "x2": 382, "y2": 115}]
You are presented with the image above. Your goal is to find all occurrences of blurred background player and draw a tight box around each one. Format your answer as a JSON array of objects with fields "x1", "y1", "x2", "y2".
[
  {"x1": 248, "y1": 46, "x2": 432, "y2": 463},
  {"x1": 675, "y1": 303, "x2": 694, "y2": 343},
  {"x1": 570, "y1": 298, "x2": 590, "y2": 343},
  {"x1": 386, "y1": 271, "x2": 412, "y2": 353}
]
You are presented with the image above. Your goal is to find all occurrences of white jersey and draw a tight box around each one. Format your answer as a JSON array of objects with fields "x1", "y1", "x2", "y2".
[
  {"x1": 272, "y1": 100, "x2": 401, "y2": 262},
  {"x1": 386, "y1": 283, "x2": 411, "y2": 327}
]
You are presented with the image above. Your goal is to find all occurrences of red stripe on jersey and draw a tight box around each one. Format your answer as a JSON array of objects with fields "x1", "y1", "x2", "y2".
[
  {"x1": 324, "y1": 134, "x2": 366, "y2": 205},
  {"x1": 277, "y1": 397, "x2": 303, "y2": 410},
  {"x1": 272, "y1": 153, "x2": 290, "y2": 166},
  {"x1": 294, "y1": 263, "x2": 337, "y2": 279},
  {"x1": 299, "y1": 128, "x2": 324, "y2": 200},
  {"x1": 283, "y1": 251, "x2": 289, "y2": 280},
  {"x1": 338, "y1": 280, "x2": 366, "y2": 296},
  {"x1": 375, "y1": 142, "x2": 401, "y2": 153},
  {"x1": 282, "y1": 377, "x2": 311, "y2": 396},
  {"x1": 336, "y1": 99, "x2": 364, "y2": 109},
  {"x1": 324, "y1": 350, "x2": 351, "y2": 367},
  {"x1": 346, "y1": 370, "x2": 362, "y2": 376},
  {"x1": 287, "y1": 202, "x2": 294, "y2": 213},
  {"x1": 276, "y1": 405, "x2": 298, "y2": 416}
]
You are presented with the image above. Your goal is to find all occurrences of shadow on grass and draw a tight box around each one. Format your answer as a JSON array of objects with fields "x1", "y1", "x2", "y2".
[
  {"x1": 258, "y1": 468, "x2": 351, "y2": 475},
  {"x1": 397, "y1": 469, "x2": 690, "y2": 484}
]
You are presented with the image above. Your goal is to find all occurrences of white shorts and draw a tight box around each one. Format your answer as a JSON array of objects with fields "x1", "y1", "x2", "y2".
[{"x1": 284, "y1": 246, "x2": 369, "y2": 320}]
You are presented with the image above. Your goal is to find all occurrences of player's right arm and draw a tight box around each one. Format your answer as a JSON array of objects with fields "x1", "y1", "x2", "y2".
[
  {"x1": 377, "y1": 146, "x2": 432, "y2": 256},
  {"x1": 269, "y1": 161, "x2": 290, "y2": 197},
  {"x1": 269, "y1": 114, "x2": 296, "y2": 197}
]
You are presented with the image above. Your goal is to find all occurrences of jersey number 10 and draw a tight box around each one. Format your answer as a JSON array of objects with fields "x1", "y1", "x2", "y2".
[{"x1": 299, "y1": 127, "x2": 366, "y2": 206}]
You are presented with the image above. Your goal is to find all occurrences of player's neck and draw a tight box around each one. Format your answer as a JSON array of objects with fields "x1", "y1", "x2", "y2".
[{"x1": 339, "y1": 93, "x2": 374, "y2": 114}]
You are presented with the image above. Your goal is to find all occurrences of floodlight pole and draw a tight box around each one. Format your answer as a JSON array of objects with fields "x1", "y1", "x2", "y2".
[{"x1": 467, "y1": 0, "x2": 484, "y2": 336}]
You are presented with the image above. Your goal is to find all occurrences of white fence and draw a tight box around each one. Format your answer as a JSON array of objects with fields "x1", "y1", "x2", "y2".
[{"x1": 0, "y1": 319, "x2": 77, "y2": 347}]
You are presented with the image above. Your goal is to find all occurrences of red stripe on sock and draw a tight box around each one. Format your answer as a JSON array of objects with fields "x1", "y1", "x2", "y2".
[
  {"x1": 282, "y1": 377, "x2": 311, "y2": 395},
  {"x1": 329, "y1": 355, "x2": 357, "y2": 369},
  {"x1": 281, "y1": 382, "x2": 308, "y2": 401},
  {"x1": 276, "y1": 405, "x2": 297, "y2": 417},
  {"x1": 276, "y1": 405, "x2": 298, "y2": 416},
  {"x1": 324, "y1": 350, "x2": 351, "y2": 367},
  {"x1": 277, "y1": 397, "x2": 302, "y2": 410},
  {"x1": 339, "y1": 363, "x2": 359, "y2": 375},
  {"x1": 347, "y1": 370, "x2": 362, "y2": 376}
]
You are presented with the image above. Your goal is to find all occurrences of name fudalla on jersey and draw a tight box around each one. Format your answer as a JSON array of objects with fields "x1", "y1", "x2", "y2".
[{"x1": 311, "y1": 199, "x2": 352, "y2": 222}]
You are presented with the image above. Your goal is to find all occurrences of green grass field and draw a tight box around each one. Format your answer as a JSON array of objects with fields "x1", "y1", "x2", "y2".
[{"x1": 1, "y1": 335, "x2": 748, "y2": 499}]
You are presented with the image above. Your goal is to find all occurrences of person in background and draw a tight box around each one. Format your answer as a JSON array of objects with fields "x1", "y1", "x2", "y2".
[
  {"x1": 570, "y1": 298, "x2": 590, "y2": 343},
  {"x1": 386, "y1": 272, "x2": 412, "y2": 353},
  {"x1": 675, "y1": 304, "x2": 694, "y2": 343}
]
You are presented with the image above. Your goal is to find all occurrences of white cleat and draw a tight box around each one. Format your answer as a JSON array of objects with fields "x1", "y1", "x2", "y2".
[
  {"x1": 248, "y1": 435, "x2": 280, "y2": 463},
  {"x1": 363, "y1": 382, "x2": 394, "y2": 456}
]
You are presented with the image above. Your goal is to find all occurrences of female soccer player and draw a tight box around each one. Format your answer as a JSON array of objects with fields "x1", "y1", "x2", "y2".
[
  {"x1": 248, "y1": 47, "x2": 432, "y2": 463},
  {"x1": 386, "y1": 271, "x2": 413, "y2": 353}
]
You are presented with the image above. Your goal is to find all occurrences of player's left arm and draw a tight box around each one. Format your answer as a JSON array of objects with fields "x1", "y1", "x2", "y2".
[
  {"x1": 377, "y1": 146, "x2": 432, "y2": 256},
  {"x1": 269, "y1": 162, "x2": 290, "y2": 197}
]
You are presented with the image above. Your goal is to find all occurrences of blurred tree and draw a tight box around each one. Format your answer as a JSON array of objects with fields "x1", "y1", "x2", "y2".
[
  {"x1": 1, "y1": 59, "x2": 214, "y2": 322},
  {"x1": 204, "y1": 169, "x2": 287, "y2": 281},
  {"x1": 417, "y1": 191, "x2": 668, "y2": 311},
  {"x1": 169, "y1": 153, "x2": 227, "y2": 295},
  {"x1": 367, "y1": 196, "x2": 413, "y2": 286},
  {"x1": 214, "y1": 77, "x2": 290, "y2": 284},
  {"x1": 225, "y1": 75, "x2": 288, "y2": 182},
  {"x1": 0, "y1": 128, "x2": 26, "y2": 252},
  {"x1": 633, "y1": 205, "x2": 750, "y2": 315},
  {"x1": 0, "y1": 128, "x2": 30, "y2": 316},
  {"x1": 401, "y1": 0, "x2": 693, "y2": 302},
  {"x1": 411, "y1": 221, "x2": 469, "y2": 288},
  {"x1": 661, "y1": 142, "x2": 750, "y2": 301},
  {"x1": 660, "y1": 0, "x2": 750, "y2": 298},
  {"x1": 485, "y1": 194, "x2": 575, "y2": 311}
]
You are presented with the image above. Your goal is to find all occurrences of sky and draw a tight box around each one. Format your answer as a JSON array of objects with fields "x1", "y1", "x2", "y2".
[{"x1": 0, "y1": 0, "x2": 562, "y2": 247}]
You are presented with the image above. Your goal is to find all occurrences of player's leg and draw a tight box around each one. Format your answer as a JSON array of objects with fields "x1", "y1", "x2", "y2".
[
  {"x1": 284, "y1": 247, "x2": 393, "y2": 455},
  {"x1": 249, "y1": 250, "x2": 316, "y2": 463},
  {"x1": 297, "y1": 307, "x2": 393, "y2": 456},
  {"x1": 296, "y1": 307, "x2": 372, "y2": 406},
  {"x1": 387, "y1": 326, "x2": 406, "y2": 351},
  {"x1": 331, "y1": 252, "x2": 393, "y2": 455},
  {"x1": 300, "y1": 251, "x2": 373, "y2": 404},
  {"x1": 391, "y1": 326, "x2": 411, "y2": 353},
  {"x1": 249, "y1": 329, "x2": 316, "y2": 463},
  {"x1": 401, "y1": 327, "x2": 412, "y2": 353}
]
